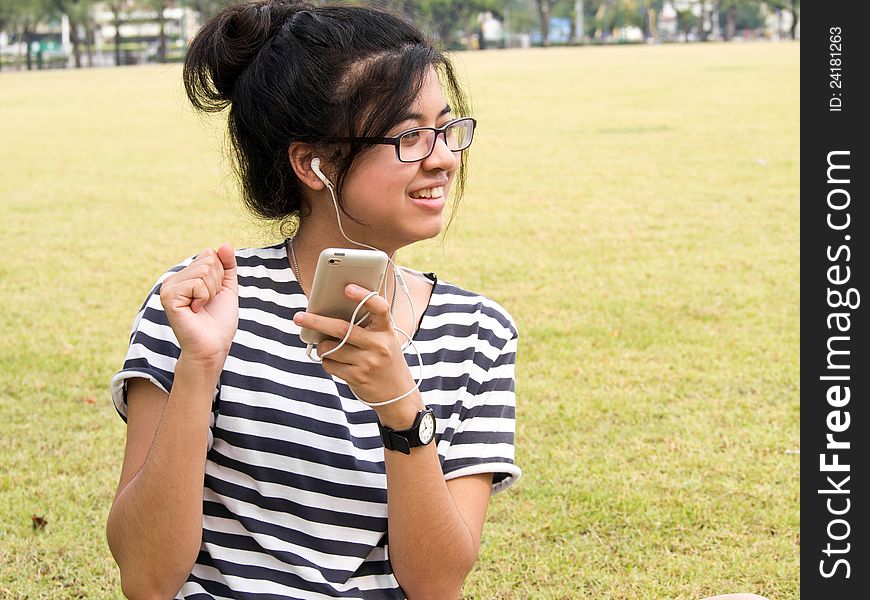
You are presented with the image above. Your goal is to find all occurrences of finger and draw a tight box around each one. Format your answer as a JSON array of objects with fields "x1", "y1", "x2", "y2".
[
  {"x1": 316, "y1": 339, "x2": 358, "y2": 364},
  {"x1": 208, "y1": 260, "x2": 223, "y2": 299},
  {"x1": 165, "y1": 249, "x2": 216, "y2": 290},
  {"x1": 344, "y1": 285, "x2": 392, "y2": 331},
  {"x1": 217, "y1": 244, "x2": 238, "y2": 294},
  {"x1": 187, "y1": 249, "x2": 224, "y2": 296},
  {"x1": 185, "y1": 261, "x2": 221, "y2": 305},
  {"x1": 188, "y1": 278, "x2": 211, "y2": 313},
  {"x1": 317, "y1": 339, "x2": 338, "y2": 355},
  {"x1": 161, "y1": 249, "x2": 223, "y2": 312},
  {"x1": 293, "y1": 311, "x2": 362, "y2": 346},
  {"x1": 319, "y1": 356, "x2": 353, "y2": 381},
  {"x1": 188, "y1": 247, "x2": 218, "y2": 269},
  {"x1": 187, "y1": 260, "x2": 221, "y2": 301}
]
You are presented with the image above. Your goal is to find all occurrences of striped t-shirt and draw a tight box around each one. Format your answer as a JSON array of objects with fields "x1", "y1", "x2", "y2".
[{"x1": 110, "y1": 239, "x2": 521, "y2": 599}]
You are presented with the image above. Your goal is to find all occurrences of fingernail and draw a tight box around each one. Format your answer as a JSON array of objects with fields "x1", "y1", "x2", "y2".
[
  {"x1": 347, "y1": 284, "x2": 360, "y2": 294},
  {"x1": 293, "y1": 312, "x2": 304, "y2": 324}
]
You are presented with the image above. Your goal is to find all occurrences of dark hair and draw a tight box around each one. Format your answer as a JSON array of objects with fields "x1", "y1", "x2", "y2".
[{"x1": 183, "y1": 0, "x2": 470, "y2": 233}]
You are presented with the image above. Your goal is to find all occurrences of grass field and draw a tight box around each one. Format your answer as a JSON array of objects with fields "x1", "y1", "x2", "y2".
[{"x1": 0, "y1": 41, "x2": 799, "y2": 598}]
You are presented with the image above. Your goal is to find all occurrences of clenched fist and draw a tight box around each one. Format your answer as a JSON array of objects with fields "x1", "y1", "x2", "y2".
[{"x1": 159, "y1": 244, "x2": 239, "y2": 373}]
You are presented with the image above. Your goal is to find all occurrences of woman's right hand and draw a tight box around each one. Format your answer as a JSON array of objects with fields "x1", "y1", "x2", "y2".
[{"x1": 159, "y1": 244, "x2": 239, "y2": 372}]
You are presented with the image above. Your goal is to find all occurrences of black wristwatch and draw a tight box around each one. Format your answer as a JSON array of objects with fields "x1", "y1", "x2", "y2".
[{"x1": 378, "y1": 408, "x2": 436, "y2": 455}]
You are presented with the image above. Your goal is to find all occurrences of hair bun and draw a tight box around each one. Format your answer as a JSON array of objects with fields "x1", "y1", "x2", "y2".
[{"x1": 184, "y1": 0, "x2": 312, "y2": 112}]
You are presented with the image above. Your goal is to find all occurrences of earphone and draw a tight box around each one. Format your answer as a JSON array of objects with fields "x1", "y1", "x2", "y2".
[
  {"x1": 310, "y1": 157, "x2": 330, "y2": 187},
  {"x1": 308, "y1": 156, "x2": 409, "y2": 296},
  {"x1": 302, "y1": 156, "x2": 421, "y2": 409}
]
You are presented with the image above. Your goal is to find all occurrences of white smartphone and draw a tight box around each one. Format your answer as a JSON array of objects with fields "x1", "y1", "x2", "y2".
[{"x1": 299, "y1": 248, "x2": 390, "y2": 345}]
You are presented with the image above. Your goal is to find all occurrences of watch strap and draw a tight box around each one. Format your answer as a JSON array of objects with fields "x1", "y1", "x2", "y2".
[
  {"x1": 380, "y1": 427, "x2": 412, "y2": 454},
  {"x1": 378, "y1": 409, "x2": 434, "y2": 455}
]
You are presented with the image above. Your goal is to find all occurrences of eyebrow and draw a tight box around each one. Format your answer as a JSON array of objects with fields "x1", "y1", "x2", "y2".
[{"x1": 399, "y1": 104, "x2": 453, "y2": 123}]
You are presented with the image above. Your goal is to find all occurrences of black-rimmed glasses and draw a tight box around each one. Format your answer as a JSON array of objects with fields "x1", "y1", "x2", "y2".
[{"x1": 327, "y1": 117, "x2": 477, "y2": 163}]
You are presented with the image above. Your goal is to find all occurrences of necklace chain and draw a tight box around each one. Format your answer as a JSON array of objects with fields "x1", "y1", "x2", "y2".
[
  {"x1": 288, "y1": 236, "x2": 302, "y2": 283},
  {"x1": 389, "y1": 270, "x2": 398, "y2": 315},
  {"x1": 288, "y1": 236, "x2": 396, "y2": 316}
]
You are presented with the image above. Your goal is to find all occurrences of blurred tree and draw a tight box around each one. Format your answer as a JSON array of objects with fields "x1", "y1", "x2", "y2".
[
  {"x1": 72, "y1": 0, "x2": 99, "y2": 67},
  {"x1": 737, "y1": 2, "x2": 764, "y2": 29},
  {"x1": 579, "y1": 0, "x2": 603, "y2": 39},
  {"x1": 643, "y1": 0, "x2": 665, "y2": 40},
  {"x1": 500, "y1": 0, "x2": 536, "y2": 42},
  {"x1": 2, "y1": 0, "x2": 56, "y2": 69},
  {"x1": 720, "y1": 0, "x2": 737, "y2": 40},
  {"x1": 49, "y1": 0, "x2": 97, "y2": 67},
  {"x1": 475, "y1": 0, "x2": 664, "y2": 46},
  {"x1": 106, "y1": 1, "x2": 133, "y2": 66},
  {"x1": 585, "y1": 0, "x2": 646, "y2": 40},
  {"x1": 592, "y1": 0, "x2": 607, "y2": 39},
  {"x1": 533, "y1": 0, "x2": 563, "y2": 46},
  {"x1": 0, "y1": 0, "x2": 10, "y2": 71},
  {"x1": 555, "y1": 0, "x2": 590, "y2": 40},
  {"x1": 787, "y1": 0, "x2": 798, "y2": 38},
  {"x1": 675, "y1": 2, "x2": 697, "y2": 40},
  {"x1": 0, "y1": 0, "x2": 12, "y2": 67},
  {"x1": 696, "y1": 0, "x2": 712, "y2": 40},
  {"x1": 718, "y1": 0, "x2": 763, "y2": 38},
  {"x1": 562, "y1": 0, "x2": 581, "y2": 43},
  {"x1": 764, "y1": 0, "x2": 798, "y2": 38},
  {"x1": 407, "y1": 0, "x2": 502, "y2": 48},
  {"x1": 80, "y1": 0, "x2": 99, "y2": 65},
  {"x1": 141, "y1": 0, "x2": 170, "y2": 62},
  {"x1": 614, "y1": 0, "x2": 645, "y2": 33},
  {"x1": 0, "y1": 0, "x2": 10, "y2": 34},
  {"x1": 188, "y1": 0, "x2": 232, "y2": 21}
]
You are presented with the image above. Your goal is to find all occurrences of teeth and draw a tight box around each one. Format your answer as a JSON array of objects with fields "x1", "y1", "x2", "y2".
[{"x1": 410, "y1": 186, "x2": 443, "y2": 199}]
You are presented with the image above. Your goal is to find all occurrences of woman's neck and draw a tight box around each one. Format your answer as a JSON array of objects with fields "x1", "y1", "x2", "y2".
[{"x1": 288, "y1": 223, "x2": 401, "y2": 298}]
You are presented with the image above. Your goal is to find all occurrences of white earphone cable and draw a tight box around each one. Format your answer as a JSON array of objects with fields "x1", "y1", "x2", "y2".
[{"x1": 303, "y1": 159, "x2": 422, "y2": 408}]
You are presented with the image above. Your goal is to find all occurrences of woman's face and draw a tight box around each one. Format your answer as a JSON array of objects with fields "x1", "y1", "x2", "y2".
[{"x1": 339, "y1": 67, "x2": 459, "y2": 251}]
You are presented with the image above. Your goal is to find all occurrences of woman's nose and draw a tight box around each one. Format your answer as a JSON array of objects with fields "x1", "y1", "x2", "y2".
[{"x1": 421, "y1": 132, "x2": 458, "y2": 172}]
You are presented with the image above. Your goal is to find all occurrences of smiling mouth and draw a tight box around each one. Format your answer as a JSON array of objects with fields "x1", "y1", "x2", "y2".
[{"x1": 409, "y1": 186, "x2": 445, "y2": 200}]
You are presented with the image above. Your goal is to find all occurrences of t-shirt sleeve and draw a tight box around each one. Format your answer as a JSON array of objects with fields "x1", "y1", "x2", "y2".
[
  {"x1": 440, "y1": 308, "x2": 522, "y2": 495},
  {"x1": 110, "y1": 258, "x2": 217, "y2": 438}
]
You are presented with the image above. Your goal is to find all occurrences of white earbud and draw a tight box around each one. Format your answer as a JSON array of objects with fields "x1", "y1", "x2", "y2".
[{"x1": 310, "y1": 157, "x2": 333, "y2": 188}]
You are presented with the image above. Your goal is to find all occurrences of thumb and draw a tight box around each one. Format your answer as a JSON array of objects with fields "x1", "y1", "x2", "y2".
[{"x1": 217, "y1": 243, "x2": 238, "y2": 293}]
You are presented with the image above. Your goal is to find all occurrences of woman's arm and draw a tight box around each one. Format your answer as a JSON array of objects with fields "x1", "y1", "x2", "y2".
[
  {"x1": 293, "y1": 286, "x2": 500, "y2": 599},
  {"x1": 379, "y1": 397, "x2": 494, "y2": 600},
  {"x1": 107, "y1": 245, "x2": 238, "y2": 599},
  {"x1": 106, "y1": 363, "x2": 218, "y2": 599}
]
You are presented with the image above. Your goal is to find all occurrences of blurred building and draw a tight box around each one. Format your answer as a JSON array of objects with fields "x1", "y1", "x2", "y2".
[
  {"x1": 1, "y1": 2, "x2": 201, "y2": 68},
  {"x1": 88, "y1": 3, "x2": 202, "y2": 65}
]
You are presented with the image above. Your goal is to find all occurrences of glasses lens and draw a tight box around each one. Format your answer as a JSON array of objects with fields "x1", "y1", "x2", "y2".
[
  {"x1": 396, "y1": 119, "x2": 475, "y2": 162},
  {"x1": 399, "y1": 129, "x2": 435, "y2": 162},
  {"x1": 445, "y1": 119, "x2": 474, "y2": 151}
]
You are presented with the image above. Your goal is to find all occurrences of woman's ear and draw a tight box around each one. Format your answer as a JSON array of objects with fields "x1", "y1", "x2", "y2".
[{"x1": 288, "y1": 143, "x2": 327, "y2": 191}]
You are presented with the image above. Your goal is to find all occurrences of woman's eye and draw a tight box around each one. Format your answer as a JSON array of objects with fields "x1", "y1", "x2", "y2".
[{"x1": 400, "y1": 131, "x2": 421, "y2": 145}]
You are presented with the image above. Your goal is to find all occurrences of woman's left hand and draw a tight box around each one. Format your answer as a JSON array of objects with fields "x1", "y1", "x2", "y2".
[{"x1": 292, "y1": 284, "x2": 417, "y2": 407}]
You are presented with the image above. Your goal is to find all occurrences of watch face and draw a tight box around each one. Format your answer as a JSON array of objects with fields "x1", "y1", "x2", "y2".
[{"x1": 418, "y1": 412, "x2": 436, "y2": 444}]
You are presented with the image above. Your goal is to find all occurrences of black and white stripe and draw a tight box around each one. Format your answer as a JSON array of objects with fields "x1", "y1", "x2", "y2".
[{"x1": 110, "y1": 240, "x2": 521, "y2": 599}]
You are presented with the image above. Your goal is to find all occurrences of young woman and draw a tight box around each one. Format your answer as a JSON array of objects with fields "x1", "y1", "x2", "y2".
[
  {"x1": 105, "y1": 3, "x2": 772, "y2": 599},
  {"x1": 106, "y1": 1, "x2": 520, "y2": 598}
]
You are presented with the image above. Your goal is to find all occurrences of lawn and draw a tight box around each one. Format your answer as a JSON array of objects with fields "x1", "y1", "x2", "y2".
[{"x1": 0, "y1": 41, "x2": 799, "y2": 598}]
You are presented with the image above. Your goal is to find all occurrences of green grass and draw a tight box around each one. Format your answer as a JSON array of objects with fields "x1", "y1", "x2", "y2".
[{"x1": 0, "y1": 42, "x2": 799, "y2": 598}]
